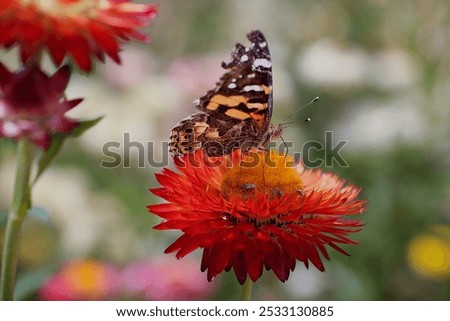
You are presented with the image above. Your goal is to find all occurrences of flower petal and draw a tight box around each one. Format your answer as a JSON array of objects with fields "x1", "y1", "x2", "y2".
[{"x1": 0, "y1": 1, "x2": 158, "y2": 72}]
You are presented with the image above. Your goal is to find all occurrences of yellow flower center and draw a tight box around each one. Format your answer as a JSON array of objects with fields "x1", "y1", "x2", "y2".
[
  {"x1": 221, "y1": 151, "x2": 303, "y2": 198},
  {"x1": 21, "y1": 0, "x2": 109, "y2": 17},
  {"x1": 64, "y1": 260, "x2": 109, "y2": 298}
]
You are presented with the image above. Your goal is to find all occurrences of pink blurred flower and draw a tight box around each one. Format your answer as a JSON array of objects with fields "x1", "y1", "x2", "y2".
[
  {"x1": 39, "y1": 259, "x2": 121, "y2": 300},
  {"x1": 0, "y1": 63, "x2": 82, "y2": 149},
  {"x1": 98, "y1": 48, "x2": 154, "y2": 89},
  {"x1": 121, "y1": 257, "x2": 216, "y2": 300},
  {"x1": 167, "y1": 55, "x2": 224, "y2": 99}
]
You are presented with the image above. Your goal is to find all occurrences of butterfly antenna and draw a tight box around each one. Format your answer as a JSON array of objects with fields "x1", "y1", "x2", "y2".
[
  {"x1": 278, "y1": 134, "x2": 290, "y2": 163},
  {"x1": 280, "y1": 96, "x2": 319, "y2": 124},
  {"x1": 280, "y1": 135, "x2": 289, "y2": 156}
]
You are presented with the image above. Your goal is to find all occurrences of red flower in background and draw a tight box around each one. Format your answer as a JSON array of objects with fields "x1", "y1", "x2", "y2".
[
  {"x1": 0, "y1": 0, "x2": 158, "y2": 72},
  {"x1": 0, "y1": 63, "x2": 82, "y2": 149},
  {"x1": 148, "y1": 150, "x2": 366, "y2": 285}
]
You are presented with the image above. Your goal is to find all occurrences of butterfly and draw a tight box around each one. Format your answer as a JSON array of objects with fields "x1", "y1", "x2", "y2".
[{"x1": 169, "y1": 30, "x2": 286, "y2": 157}]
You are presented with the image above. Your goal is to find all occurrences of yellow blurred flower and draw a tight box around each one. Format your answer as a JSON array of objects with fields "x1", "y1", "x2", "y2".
[{"x1": 407, "y1": 231, "x2": 450, "y2": 279}]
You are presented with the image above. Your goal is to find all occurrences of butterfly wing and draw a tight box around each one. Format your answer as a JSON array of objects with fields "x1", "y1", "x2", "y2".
[
  {"x1": 169, "y1": 112, "x2": 262, "y2": 156},
  {"x1": 196, "y1": 30, "x2": 273, "y2": 133},
  {"x1": 170, "y1": 30, "x2": 275, "y2": 157}
]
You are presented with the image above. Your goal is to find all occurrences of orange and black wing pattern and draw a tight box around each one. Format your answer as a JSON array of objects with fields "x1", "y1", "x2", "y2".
[{"x1": 169, "y1": 30, "x2": 276, "y2": 157}]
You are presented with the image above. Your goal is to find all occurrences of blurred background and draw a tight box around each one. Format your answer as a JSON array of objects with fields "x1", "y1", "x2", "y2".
[{"x1": 1, "y1": 0, "x2": 449, "y2": 300}]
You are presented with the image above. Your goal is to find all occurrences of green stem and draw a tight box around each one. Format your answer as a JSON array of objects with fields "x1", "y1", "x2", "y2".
[
  {"x1": 240, "y1": 279, "x2": 254, "y2": 300},
  {"x1": 0, "y1": 139, "x2": 33, "y2": 300}
]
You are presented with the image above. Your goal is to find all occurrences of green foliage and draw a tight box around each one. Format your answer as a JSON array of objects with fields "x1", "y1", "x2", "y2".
[{"x1": 34, "y1": 118, "x2": 102, "y2": 183}]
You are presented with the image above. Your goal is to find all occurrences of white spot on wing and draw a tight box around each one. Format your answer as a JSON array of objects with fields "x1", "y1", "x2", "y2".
[
  {"x1": 240, "y1": 54, "x2": 249, "y2": 62},
  {"x1": 228, "y1": 83, "x2": 237, "y2": 89},
  {"x1": 243, "y1": 85, "x2": 262, "y2": 92},
  {"x1": 260, "y1": 41, "x2": 267, "y2": 48},
  {"x1": 247, "y1": 73, "x2": 256, "y2": 78},
  {"x1": 254, "y1": 58, "x2": 272, "y2": 68}
]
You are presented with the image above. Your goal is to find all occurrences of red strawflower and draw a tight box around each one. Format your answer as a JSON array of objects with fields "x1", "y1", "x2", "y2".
[
  {"x1": 148, "y1": 150, "x2": 367, "y2": 285},
  {"x1": 0, "y1": 63, "x2": 82, "y2": 149},
  {"x1": 0, "y1": 0, "x2": 158, "y2": 72}
]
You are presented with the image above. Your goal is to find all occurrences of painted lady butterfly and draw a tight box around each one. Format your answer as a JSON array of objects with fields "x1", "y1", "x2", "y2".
[{"x1": 169, "y1": 30, "x2": 286, "y2": 157}]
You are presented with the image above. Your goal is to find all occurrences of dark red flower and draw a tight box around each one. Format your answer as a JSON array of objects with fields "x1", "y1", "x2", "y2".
[
  {"x1": 148, "y1": 150, "x2": 367, "y2": 284},
  {"x1": 0, "y1": 63, "x2": 82, "y2": 149},
  {"x1": 0, "y1": 0, "x2": 158, "y2": 72}
]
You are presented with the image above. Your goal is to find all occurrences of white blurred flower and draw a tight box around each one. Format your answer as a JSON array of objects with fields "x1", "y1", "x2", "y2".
[
  {"x1": 369, "y1": 49, "x2": 420, "y2": 90},
  {"x1": 296, "y1": 39, "x2": 370, "y2": 88},
  {"x1": 285, "y1": 268, "x2": 327, "y2": 298},
  {"x1": 332, "y1": 97, "x2": 427, "y2": 152}
]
